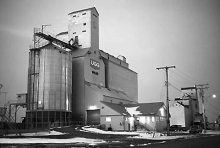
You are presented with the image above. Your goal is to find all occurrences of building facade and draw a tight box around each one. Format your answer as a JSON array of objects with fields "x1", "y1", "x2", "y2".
[{"x1": 69, "y1": 8, "x2": 138, "y2": 124}]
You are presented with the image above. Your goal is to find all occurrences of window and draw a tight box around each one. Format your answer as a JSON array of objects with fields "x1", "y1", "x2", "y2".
[
  {"x1": 83, "y1": 23, "x2": 86, "y2": 26},
  {"x1": 82, "y1": 13, "x2": 86, "y2": 15},
  {"x1": 82, "y1": 30, "x2": 86, "y2": 32},
  {"x1": 146, "y1": 116, "x2": 150, "y2": 123},
  {"x1": 152, "y1": 117, "x2": 155, "y2": 122},
  {"x1": 106, "y1": 117, "x2": 111, "y2": 122},
  {"x1": 160, "y1": 117, "x2": 165, "y2": 121}
]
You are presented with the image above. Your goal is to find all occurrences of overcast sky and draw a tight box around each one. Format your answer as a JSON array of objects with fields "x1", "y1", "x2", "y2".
[{"x1": 0, "y1": 0, "x2": 220, "y2": 122}]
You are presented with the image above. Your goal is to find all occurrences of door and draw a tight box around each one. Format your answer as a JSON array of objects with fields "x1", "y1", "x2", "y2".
[{"x1": 87, "y1": 109, "x2": 100, "y2": 125}]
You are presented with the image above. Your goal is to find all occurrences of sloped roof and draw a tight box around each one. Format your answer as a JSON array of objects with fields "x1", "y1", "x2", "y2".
[
  {"x1": 85, "y1": 81, "x2": 136, "y2": 103},
  {"x1": 101, "y1": 101, "x2": 164, "y2": 116},
  {"x1": 124, "y1": 102, "x2": 164, "y2": 115},
  {"x1": 72, "y1": 48, "x2": 90, "y2": 58},
  {"x1": 68, "y1": 7, "x2": 99, "y2": 15},
  {"x1": 101, "y1": 101, "x2": 129, "y2": 116}
]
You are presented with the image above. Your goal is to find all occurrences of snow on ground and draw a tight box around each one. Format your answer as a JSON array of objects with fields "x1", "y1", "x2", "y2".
[
  {"x1": 202, "y1": 130, "x2": 220, "y2": 135},
  {"x1": 81, "y1": 126, "x2": 139, "y2": 135},
  {"x1": 6, "y1": 130, "x2": 67, "y2": 136},
  {"x1": 0, "y1": 137, "x2": 106, "y2": 145},
  {"x1": 81, "y1": 127, "x2": 182, "y2": 140},
  {"x1": 81, "y1": 127, "x2": 220, "y2": 140},
  {"x1": 1, "y1": 127, "x2": 220, "y2": 144}
]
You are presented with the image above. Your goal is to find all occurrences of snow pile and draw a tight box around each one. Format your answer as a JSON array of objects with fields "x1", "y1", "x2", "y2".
[
  {"x1": 81, "y1": 126, "x2": 138, "y2": 135},
  {"x1": 6, "y1": 130, "x2": 67, "y2": 136},
  {"x1": 203, "y1": 130, "x2": 220, "y2": 135},
  {"x1": 0, "y1": 137, "x2": 106, "y2": 145},
  {"x1": 81, "y1": 127, "x2": 182, "y2": 140},
  {"x1": 130, "y1": 132, "x2": 183, "y2": 140}
]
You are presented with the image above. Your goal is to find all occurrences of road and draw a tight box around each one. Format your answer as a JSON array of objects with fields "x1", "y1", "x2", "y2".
[
  {"x1": 1, "y1": 126, "x2": 220, "y2": 148},
  {"x1": 144, "y1": 134, "x2": 220, "y2": 148}
]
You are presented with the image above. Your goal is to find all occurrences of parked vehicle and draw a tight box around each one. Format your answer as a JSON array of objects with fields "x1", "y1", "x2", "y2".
[
  {"x1": 181, "y1": 126, "x2": 188, "y2": 131},
  {"x1": 170, "y1": 125, "x2": 182, "y2": 131},
  {"x1": 189, "y1": 125, "x2": 202, "y2": 134}
]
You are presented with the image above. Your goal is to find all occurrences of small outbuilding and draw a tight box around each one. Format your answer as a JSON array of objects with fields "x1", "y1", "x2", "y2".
[{"x1": 100, "y1": 101, "x2": 167, "y2": 132}]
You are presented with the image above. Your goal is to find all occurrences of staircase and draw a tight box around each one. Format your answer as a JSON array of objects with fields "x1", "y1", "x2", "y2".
[
  {"x1": 136, "y1": 122, "x2": 154, "y2": 131},
  {"x1": 0, "y1": 103, "x2": 20, "y2": 135}
]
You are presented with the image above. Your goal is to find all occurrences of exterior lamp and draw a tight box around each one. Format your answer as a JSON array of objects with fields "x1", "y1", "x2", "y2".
[
  {"x1": 89, "y1": 105, "x2": 97, "y2": 110},
  {"x1": 212, "y1": 94, "x2": 217, "y2": 98}
]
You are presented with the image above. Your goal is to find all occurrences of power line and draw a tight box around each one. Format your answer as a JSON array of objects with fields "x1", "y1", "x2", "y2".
[
  {"x1": 176, "y1": 68, "x2": 205, "y2": 84},
  {"x1": 204, "y1": 98, "x2": 220, "y2": 112},
  {"x1": 169, "y1": 74, "x2": 188, "y2": 86},
  {"x1": 205, "y1": 109, "x2": 220, "y2": 116},
  {"x1": 169, "y1": 83, "x2": 184, "y2": 93},
  {"x1": 170, "y1": 69, "x2": 195, "y2": 86}
]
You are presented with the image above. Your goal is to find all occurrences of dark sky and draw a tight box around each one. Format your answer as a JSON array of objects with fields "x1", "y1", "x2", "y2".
[{"x1": 0, "y1": 0, "x2": 220, "y2": 122}]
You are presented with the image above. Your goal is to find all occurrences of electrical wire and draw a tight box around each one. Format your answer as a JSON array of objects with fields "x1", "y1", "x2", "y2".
[
  {"x1": 204, "y1": 98, "x2": 220, "y2": 112},
  {"x1": 169, "y1": 69, "x2": 195, "y2": 86},
  {"x1": 205, "y1": 109, "x2": 220, "y2": 116},
  {"x1": 175, "y1": 68, "x2": 205, "y2": 84},
  {"x1": 160, "y1": 83, "x2": 165, "y2": 102},
  {"x1": 169, "y1": 74, "x2": 188, "y2": 86},
  {"x1": 169, "y1": 83, "x2": 184, "y2": 93}
]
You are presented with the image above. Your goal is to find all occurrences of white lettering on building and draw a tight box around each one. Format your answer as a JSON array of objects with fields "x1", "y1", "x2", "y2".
[{"x1": 90, "y1": 59, "x2": 100, "y2": 70}]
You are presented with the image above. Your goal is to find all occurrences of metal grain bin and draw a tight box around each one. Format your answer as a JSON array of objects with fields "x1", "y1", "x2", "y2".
[{"x1": 26, "y1": 43, "x2": 72, "y2": 129}]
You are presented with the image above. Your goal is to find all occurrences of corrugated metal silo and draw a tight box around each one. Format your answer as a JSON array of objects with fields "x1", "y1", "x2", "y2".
[{"x1": 26, "y1": 43, "x2": 72, "y2": 129}]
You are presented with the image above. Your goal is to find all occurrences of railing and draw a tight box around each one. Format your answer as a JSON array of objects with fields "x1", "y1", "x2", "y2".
[
  {"x1": 136, "y1": 122, "x2": 154, "y2": 131},
  {"x1": 0, "y1": 103, "x2": 20, "y2": 135}
]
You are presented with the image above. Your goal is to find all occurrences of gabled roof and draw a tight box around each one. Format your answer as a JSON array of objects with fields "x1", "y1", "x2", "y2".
[
  {"x1": 101, "y1": 101, "x2": 129, "y2": 116},
  {"x1": 123, "y1": 102, "x2": 164, "y2": 115},
  {"x1": 101, "y1": 101, "x2": 165, "y2": 116}
]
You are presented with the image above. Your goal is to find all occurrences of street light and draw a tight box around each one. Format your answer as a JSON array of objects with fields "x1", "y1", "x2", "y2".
[
  {"x1": 202, "y1": 94, "x2": 217, "y2": 133},
  {"x1": 212, "y1": 94, "x2": 217, "y2": 99}
]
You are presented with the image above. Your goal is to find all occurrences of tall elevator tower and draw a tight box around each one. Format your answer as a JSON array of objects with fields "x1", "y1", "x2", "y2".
[
  {"x1": 68, "y1": 8, "x2": 106, "y2": 124},
  {"x1": 68, "y1": 7, "x2": 99, "y2": 50}
]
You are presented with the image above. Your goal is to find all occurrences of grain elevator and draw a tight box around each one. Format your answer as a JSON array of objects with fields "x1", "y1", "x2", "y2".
[{"x1": 26, "y1": 7, "x2": 138, "y2": 129}]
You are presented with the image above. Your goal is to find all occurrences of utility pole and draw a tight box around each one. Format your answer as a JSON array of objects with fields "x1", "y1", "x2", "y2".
[
  {"x1": 195, "y1": 83, "x2": 209, "y2": 133},
  {"x1": 156, "y1": 66, "x2": 176, "y2": 135}
]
